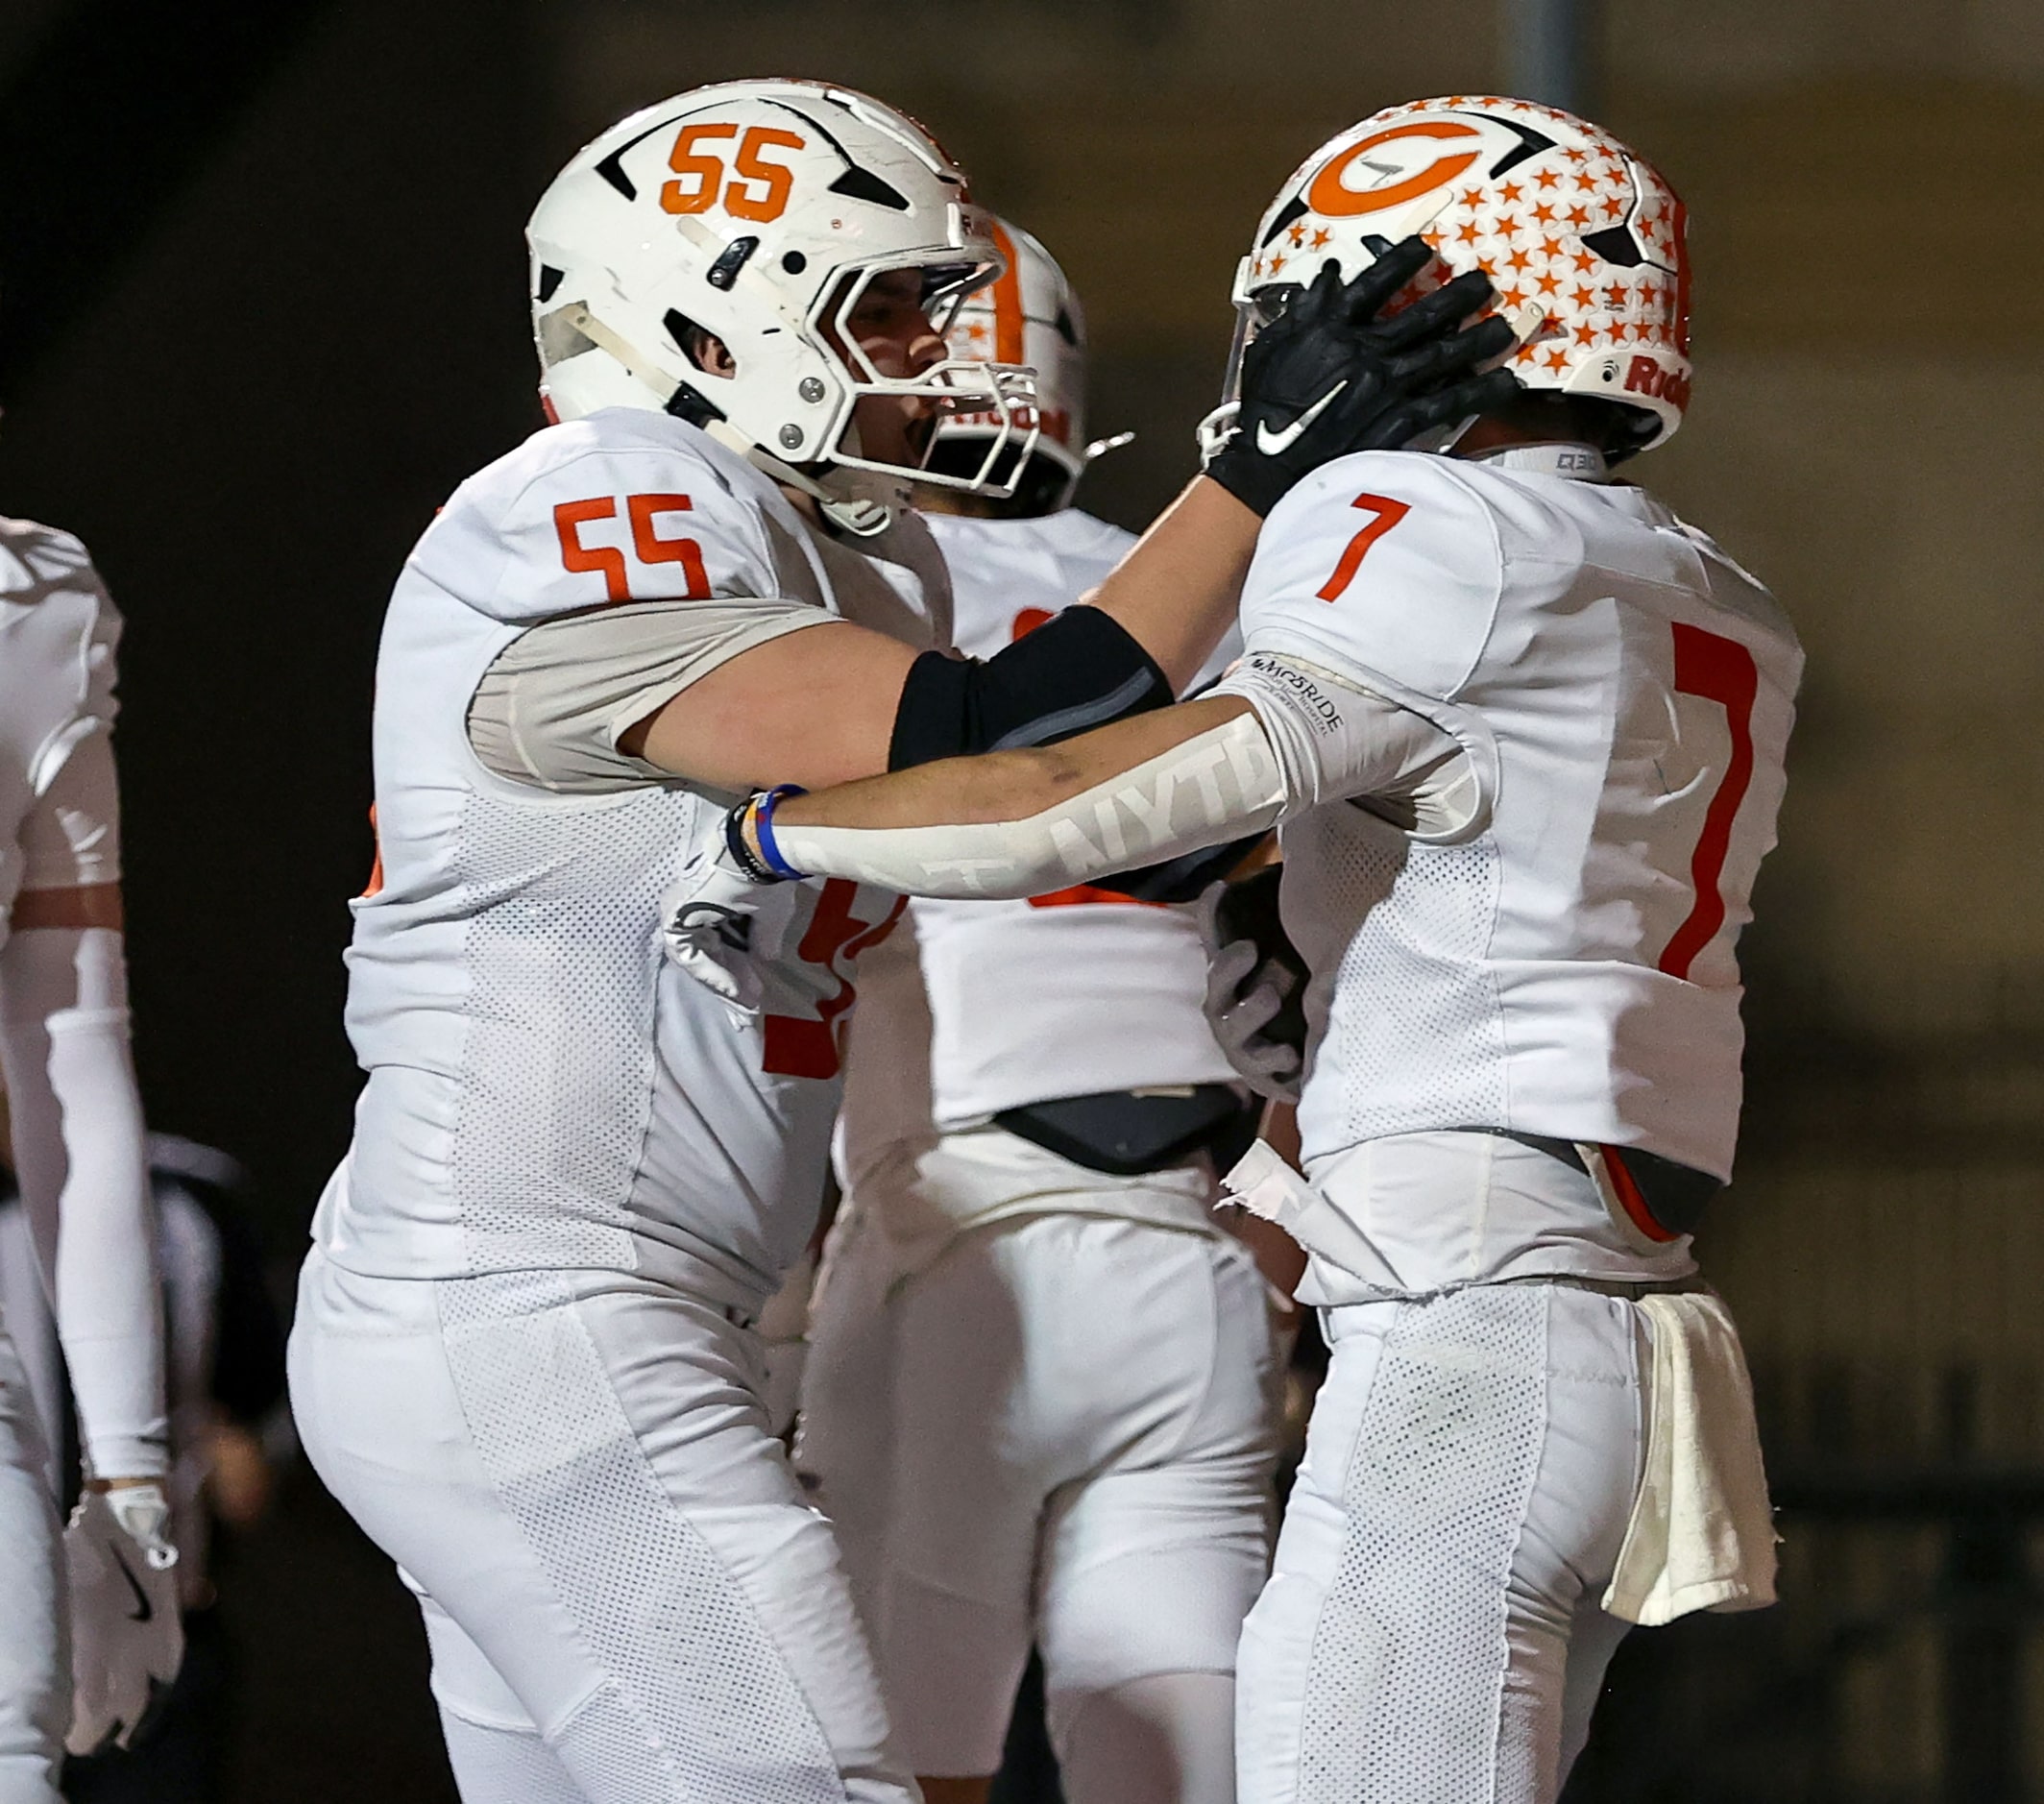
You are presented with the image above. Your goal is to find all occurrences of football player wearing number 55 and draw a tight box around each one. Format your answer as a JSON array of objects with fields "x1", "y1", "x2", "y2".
[
  {"x1": 284, "y1": 78, "x2": 1512, "y2": 1804},
  {"x1": 683, "y1": 97, "x2": 1801, "y2": 1804}
]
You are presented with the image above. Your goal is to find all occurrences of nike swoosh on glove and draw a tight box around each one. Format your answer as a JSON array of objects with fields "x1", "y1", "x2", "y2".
[
  {"x1": 660, "y1": 824, "x2": 809, "y2": 1012},
  {"x1": 1204, "y1": 237, "x2": 1523, "y2": 517},
  {"x1": 1199, "y1": 869, "x2": 1310, "y2": 1104},
  {"x1": 65, "y1": 1485, "x2": 184, "y2": 1755}
]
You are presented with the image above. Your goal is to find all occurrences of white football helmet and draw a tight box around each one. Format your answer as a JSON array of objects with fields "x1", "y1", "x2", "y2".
[
  {"x1": 925, "y1": 216, "x2": 1091, "y2": 514},
  {"x1": 527, "y1": 80, "x2": 1038, "y2": 526},
  {"x1": 1229, "y1": 96, "x2": 1691, "y2": 452}
]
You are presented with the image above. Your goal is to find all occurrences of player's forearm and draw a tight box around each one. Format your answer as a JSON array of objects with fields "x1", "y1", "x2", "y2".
[
  {"x1": 757, "y1": 698, "x2": 1284, "y2": 899},
  {"x1": 0, "y1": 923, "x2": 168, "y2": 1479},
  {"x1": 1083, "y1": 477, "x2": 1261, "y2": 694}
]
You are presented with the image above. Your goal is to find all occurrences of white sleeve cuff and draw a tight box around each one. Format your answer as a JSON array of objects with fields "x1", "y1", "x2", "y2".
[
  {"x1": 468, "y1": 597, "x2": 833, "y2": 792},
  {"x1": 1208, "y1": 650, "x2": 1485, "y2": 841}
]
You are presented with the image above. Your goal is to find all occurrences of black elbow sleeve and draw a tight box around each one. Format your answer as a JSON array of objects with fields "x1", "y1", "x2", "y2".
[{"x1": 887, "y1": 606, "x2": 1171, "y2": 770}]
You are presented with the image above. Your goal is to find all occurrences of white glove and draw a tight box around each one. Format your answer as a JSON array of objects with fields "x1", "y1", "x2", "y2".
[
  {"x1": 1198, "y1": 877, "x2": 1306, "y2": 1105},
  {"x1": 64, "y1": 1483, "x2": 184, "y2": 1755},
  {"x1": 659, "y1": 829, "x2": 808, "y2": 1012}
]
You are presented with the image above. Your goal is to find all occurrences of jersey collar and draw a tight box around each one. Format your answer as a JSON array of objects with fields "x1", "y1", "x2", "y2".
[{"x1": 1466, "y1": 441, "x2": 1610, "y2": 483}]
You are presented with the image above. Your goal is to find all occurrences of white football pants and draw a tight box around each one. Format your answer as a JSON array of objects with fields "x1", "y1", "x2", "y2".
[
  {"x1": 1236, "y1": 1281, "x2": 1646, "y2": 1804},
  {"x1": 801, "y1": 1205, "x2": 1281, "y2": 1803},
  {"x1": 288, "y1": 1249, "x2": 914, "y2": 1804},
  {"x1": 0, "y1": 1320, "x2": 65, "y2": 1804}
]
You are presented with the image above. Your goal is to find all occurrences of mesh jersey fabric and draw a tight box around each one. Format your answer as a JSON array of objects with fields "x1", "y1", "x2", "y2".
[
  {"x1": 321, "y1": 410, "x2": 939, "y2": 1296},
  {"x1": 434, "y1": 1270, "x2": 845, "y2": 1801},
  {"x1": 1239, "y1": 451, "x2": 1802, "y2": 1182},
  {"x1": 838, "y1": 507, "x2": 1241, "y2": 1177},
  {"x1": 1235, "y1": 1282, "x2": 1645, "y2": 1804},
  {"x1": 1299, "y1": 1286, "x2": 1549, "y2": 1797},
  {"x1": 290, "y1": 1248, "x2": 914, "y2": 1804}
]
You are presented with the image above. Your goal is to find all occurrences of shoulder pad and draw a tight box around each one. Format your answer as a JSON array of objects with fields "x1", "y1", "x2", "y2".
[
  {"x1": 1240, "y1": 451, "x2": 1502, "y2": 702},
  {"x1": 0, "y1": 516, "x2": 105, "y2": 606},
  {"x1": 0, "y1": 520, "x2": 120, "y2": 789},
  {"x1": 414, "y1": 411, "x2": 789, "y2": 623}
]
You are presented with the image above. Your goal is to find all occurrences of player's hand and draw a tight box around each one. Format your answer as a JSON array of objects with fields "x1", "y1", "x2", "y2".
[
  {"x1": 1199, "y1": 870, "x2": 1309, "y2": 1103},
  {"x1": 660, "y1": 809, "x2": 809, "y2": 1012},
  {"x1": 64, "y1": 1482, "x2": 183, "y2": 1755},
  {"x1": 1204, "y1": 238, "x2": 1522, "y2": 517}
]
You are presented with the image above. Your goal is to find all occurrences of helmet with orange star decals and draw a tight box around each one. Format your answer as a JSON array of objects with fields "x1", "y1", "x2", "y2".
[
  {"x1": 922, "y1": 214, "x2": 1095, "y2": 515},
  {"x1": 1231, "y1": 96, "x2": 1690, "y2": 453}
]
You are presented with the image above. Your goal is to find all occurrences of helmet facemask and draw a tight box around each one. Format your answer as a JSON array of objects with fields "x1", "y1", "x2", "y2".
[{"x1": 815, "y1": 257, "x2": 1040, "y2": 498}]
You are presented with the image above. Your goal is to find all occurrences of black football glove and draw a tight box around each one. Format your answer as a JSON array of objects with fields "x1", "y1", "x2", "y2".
[{"x1": 1204, "y1": 236, "x2": 1523, "y2": 517}]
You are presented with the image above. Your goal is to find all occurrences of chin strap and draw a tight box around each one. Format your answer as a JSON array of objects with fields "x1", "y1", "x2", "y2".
[
  {"x1": 701, "y1": 421, "x2": 898, "y2": 537},
  {"x1": 550, "y1": 305, "x2": 902, "y2": 537},
  {"x1": 1468, "y1": 440, "x2": 1610, "y2": 482}
]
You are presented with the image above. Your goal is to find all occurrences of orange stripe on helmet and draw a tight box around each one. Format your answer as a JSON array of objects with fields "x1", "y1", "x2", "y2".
[
  {"x1": 987, "y1": 218, "x2": 1026, "y2": 365},
  {"x1": 1305, "y1": 119, "x2": 1483, "y2": 218}
]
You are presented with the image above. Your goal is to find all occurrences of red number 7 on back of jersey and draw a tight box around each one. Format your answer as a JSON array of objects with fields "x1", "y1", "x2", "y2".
[{"x1": 1659, "y1": 622, "x2": 1758, "y2": 981}]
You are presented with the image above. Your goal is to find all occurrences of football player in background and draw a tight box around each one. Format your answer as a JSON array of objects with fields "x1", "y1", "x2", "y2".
[
  {"x1": 0, "y1": 1131, "x2": 289, "y2": 1804},
  {"x1": 285, "y1": 80, "x2": 1512, "y2": 1804},
  {"x1": 0, "y1": 517, "x2": 179, "y2": 1804},
  {"x1": 683, "y1": 96, "x2": 1795, "y2": 1804},
  {"x1": 800, "y1": 219, "x2": 1292, "y2": 1804}
]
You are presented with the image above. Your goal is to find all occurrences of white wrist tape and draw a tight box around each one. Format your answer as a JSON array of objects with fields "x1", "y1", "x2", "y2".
[{"x1": 767, "y1": 710, "x2": 1289, "y2": 900}]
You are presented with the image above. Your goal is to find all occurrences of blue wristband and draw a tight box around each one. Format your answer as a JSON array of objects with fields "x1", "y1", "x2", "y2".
[{"x1": 751, "y1": 784, "x2": 810, "y2": 880}]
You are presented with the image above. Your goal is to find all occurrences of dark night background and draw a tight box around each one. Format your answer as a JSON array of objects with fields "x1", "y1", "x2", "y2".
[{"x1": 6, "y1": 0, "x2": 2044, "y2": 1797}]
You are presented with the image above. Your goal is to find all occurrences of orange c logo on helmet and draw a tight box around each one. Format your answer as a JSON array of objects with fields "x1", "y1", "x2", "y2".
[{"x1": 1305, "y1": 120, "x2": 1484, "y2": 217}]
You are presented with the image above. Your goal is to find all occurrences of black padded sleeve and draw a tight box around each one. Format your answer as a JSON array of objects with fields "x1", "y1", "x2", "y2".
[{"x1": 887, "y1": 605, "x2": 1172, "y2": 770}]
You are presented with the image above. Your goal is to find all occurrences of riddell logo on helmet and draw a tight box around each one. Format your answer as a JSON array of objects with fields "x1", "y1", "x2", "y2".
[{"x1": 1624, "y1": 356, "x2": 1690, "y2": 411}]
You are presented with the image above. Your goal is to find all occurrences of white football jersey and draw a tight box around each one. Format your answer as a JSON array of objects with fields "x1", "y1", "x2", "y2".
[
  {"x1": 317, "y1": 410, "x2": 946, "y2": 1303},
  {"x1": 1241, "y1": 451, "x2": 1800, "y2": 1187},
  {"x1": 838, "y1": 507, "x2": 1241, "y2": 1202},
  {"x1": 0, "y1": 519, "x2": 120, "y2": 947}
]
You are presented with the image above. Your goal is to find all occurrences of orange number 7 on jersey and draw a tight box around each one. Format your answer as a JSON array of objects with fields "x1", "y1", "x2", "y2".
[
  {"x1": 1317, "y1": 492, "x2": 1411, "y2": 601},
  {"x1": 554, "y1": 494, "x2": 713, "y2": 604},
  {"x1": 1659, "y1": 622, "x2": 1758, "y2": 981}
]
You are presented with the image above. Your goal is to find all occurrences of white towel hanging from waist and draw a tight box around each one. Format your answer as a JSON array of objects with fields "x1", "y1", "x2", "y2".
[{"x1": 1603, "y1": 1289, "x2": 1779, "y2": 1626}]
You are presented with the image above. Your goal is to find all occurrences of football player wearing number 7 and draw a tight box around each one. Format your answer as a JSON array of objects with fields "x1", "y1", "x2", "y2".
[
  {"x1": 694, "y1": 97, "x2": 1802, "y2": 1802},
  {"x1": 285, "y1": 77, "x2": 1514, "y2": 1804}
]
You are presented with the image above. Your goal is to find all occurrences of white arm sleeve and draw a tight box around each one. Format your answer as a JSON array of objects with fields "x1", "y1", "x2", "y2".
[
  {"x1": 764, "y1": 648, "x2": 1483, "y2": 901},
  {"x1": 0, "y1": 925, "x2": 165, "y2": 1479},
  {"x1": 468, "y1": 597, "x2": 832, "y2": 792},
  {"x1": 766, "y1": 709, "x2": 1290, "y2": 900}
]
